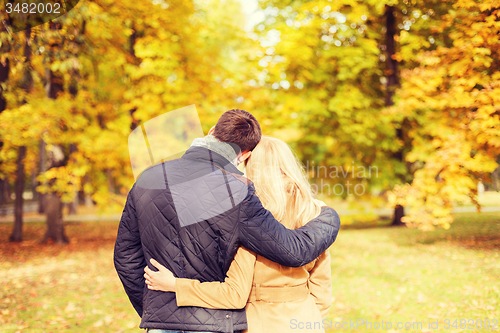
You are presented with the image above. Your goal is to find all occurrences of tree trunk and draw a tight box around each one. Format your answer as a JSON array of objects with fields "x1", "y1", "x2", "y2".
[
  {"x1": 85, "y1": 192, "x2": 93, "y2": 208},
  {"x1": 38, "y1": 139, "x2": 46, "y2": 213},
  {"x1": 43, "y1": 144, "x2": 68, "y2": 244},
  {"x1": 83, "y1": 175, "x2": 93, "y2": 208},
  {"x1": 107, "y1": 168, "x2": 115, "y2": 194},
  {"x1": 43, "y1": 135, "x2": 67, "y2": 243},
  {"x1": 491, "y1": 162, "x2": 500, "y2": 191},
  {"x1": 0, "y1": 31, "x2": 9, "y2": 207},
  {"x1": 385, "y1": 6, "x2": 398, "y2": 107},
  {"x1": 385, "y1": 6, "x2": 405, "y2": 226},
  {"x1": 0, "y1": 179, "x2": 7, "y2": 205},
  {"x1": 67, "y1": 195, "x2": 78, "y2": 215},
  {"x1": 392, "y1": 204, "x2": 405, "y2": 226},
  {"x1": 31, "y1": 165, "x2": 37, "y2": 200},
  {"x1": 10, "y1": 146, "x2": 26, "y2": 242},
  {"x1": 0, "y1": 57, "x2": 8, "y2": 112},
  {"x1": 67, "y1": 144, "x2": 78, "y2": 215},
  {"x1": 10, "y1": 27, "x2": 32, "y2": 240},
  {"x1": 43, "y1": 20, "x2": 68, "y2": 243},
  {"x1": 42, "y1": 192, "x2": 69, "y2": 244},
  {"x1": 1, "y1": 180, "x2": 11, "y2": 204}
]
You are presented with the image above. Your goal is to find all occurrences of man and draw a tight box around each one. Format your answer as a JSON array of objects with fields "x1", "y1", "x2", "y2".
[{"x1": 114, "y1": 109, "x2": 340, "y2": 333}]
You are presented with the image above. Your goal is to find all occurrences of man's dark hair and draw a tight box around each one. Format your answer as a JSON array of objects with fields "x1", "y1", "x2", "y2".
[{"x1": 212, "y1": 109, "x2": 262, "y2": 153}]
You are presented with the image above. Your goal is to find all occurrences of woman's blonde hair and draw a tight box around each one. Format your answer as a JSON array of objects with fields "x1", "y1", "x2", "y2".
[{"x1": 245, "y1": 136, "x2": 322, "y2": 229}]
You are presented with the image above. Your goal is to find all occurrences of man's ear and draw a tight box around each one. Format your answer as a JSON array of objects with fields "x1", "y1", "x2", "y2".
[
  {"x1": 238, "y1": 151, "x2": 251, "y2": 165},
  {"x1": 208, "y1": 126, "x2": 215, "y2": 135}
]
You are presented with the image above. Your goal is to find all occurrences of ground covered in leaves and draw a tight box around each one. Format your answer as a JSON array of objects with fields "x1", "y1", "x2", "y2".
[
  {"x1": 0, "y1": 222, "x2": 138, "y2": 332},
  {"x1": 0, "y1": 212, "x2": 499, "y2": 332}
]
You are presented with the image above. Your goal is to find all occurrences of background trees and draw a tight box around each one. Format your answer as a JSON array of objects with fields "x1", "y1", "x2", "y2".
[
  {"x1": 0, "y1": 0, "x2": 498, "y2": 240},
  {"x1": 0, "y1": 0, "x2": 254, "y2": 242},
  {"x1": 390, "y1": 0, "x2": 500, "y2": 229},
  {"x1": 249, "y1": 0, "x2": 499, "y2": 229}
]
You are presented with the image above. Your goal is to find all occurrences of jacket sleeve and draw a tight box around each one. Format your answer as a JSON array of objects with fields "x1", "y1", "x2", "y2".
[
  {"x1": 175, "y1": 247, "x2": 256, "y2": 309},
  {"x1": 238, "y1": 184, "x2": 340, "y2": 267},
  {"x1": 113, "y1": 186, "x2": 146, "y2": 317},
  {"x1": 307, "y1": 250, "x2": 332, "y2": 319}
]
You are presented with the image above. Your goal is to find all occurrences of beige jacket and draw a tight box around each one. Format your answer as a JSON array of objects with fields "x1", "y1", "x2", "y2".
[{"x1": 176, "y1": 246, "x2": 332, "y2": 333}]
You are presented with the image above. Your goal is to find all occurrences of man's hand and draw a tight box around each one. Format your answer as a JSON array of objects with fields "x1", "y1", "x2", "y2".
[{"x1": 144, "y1": 259, "x2": 176, "y2": 292}]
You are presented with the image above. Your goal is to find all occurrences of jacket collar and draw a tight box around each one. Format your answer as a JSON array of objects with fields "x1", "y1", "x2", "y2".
[{"x1": 182, "y1": 146, "x2": 244, "y2": 175}]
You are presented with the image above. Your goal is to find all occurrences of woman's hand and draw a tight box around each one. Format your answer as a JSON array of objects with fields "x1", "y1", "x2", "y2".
[{"x1": 144, "y1": 259, "x2": 176, "y2": 292}]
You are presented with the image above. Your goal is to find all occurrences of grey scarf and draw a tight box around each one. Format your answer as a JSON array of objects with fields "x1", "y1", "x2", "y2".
[{"x1": 191, "y1": 135, "x2": 238, "y2": 167}]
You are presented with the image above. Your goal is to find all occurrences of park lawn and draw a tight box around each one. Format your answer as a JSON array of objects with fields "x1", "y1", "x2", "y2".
[
  {"x1": 0, "y1": 222, "x2": 138, "y2": 332},
  {"x1": 0, "y1": 212, "x2": 499, "y2": 333},
  {"x1": 325, "y1": 212, "x2": 500, "y2": 333}
]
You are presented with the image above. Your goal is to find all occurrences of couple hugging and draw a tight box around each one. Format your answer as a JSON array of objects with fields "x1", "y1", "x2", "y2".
[{"x1": 114, "y1": 109, "x2": 341, "y2": 333}]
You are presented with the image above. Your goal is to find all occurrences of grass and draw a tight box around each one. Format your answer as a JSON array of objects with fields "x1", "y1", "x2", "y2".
[
  {"x1": 0, "y1": 212, "x2": 499, "y2": 332},
  {"x1": 326, "y1": 212, "x2": 500, "y2": 333}
]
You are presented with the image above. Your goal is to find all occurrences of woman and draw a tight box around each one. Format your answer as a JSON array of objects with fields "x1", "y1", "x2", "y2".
[{"x1": 145, "y1": 136, "x2": 332, "y2": 333}]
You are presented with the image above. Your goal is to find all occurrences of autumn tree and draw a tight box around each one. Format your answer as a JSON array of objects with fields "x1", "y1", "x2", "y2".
[
  {"x1": 0, "y1": 0, "x2": 256, "y2": 243},
  {"x1": 251, "y1": 0, "x2": 498, "y2": 231},
  {"x1": 249, "y1": 0, "x2": 405, "y2": 212},
  {"x1": 390, "y1": 0, "x2": 500, "y2": 230}
]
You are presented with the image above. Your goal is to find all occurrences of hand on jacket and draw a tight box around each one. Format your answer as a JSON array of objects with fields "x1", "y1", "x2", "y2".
[{"x1": 144, "y1": 259, "x2": 176, "y2": 292}]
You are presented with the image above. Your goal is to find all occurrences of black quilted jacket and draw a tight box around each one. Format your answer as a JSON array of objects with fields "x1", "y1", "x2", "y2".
[{"x1": 114, "y1": 146, "x2": 340, "y2": 332}]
